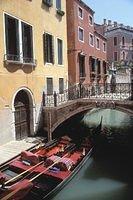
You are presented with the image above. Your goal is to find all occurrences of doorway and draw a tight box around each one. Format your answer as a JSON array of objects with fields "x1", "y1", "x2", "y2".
[{"x1": 14, "y1": 90, "x2": 33, "y2": 140}]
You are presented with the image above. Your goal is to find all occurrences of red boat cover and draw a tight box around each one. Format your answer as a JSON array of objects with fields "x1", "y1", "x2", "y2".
[
  {"x1": 0, "y1": 171, "x2": 6, "y2": 185},
  {"x1": 46, "y1": 147, "x2": 60, "y2": 157},
  {"x1": 1, "y1": 179, "x2": 33, "y2": 200},
  {"x1": 33, "y1": 165, "x2": 71, "y2": 181},
  {"x1": 21, "y1": 151, "x2": 39, "y2": 165},
  {"x1": 69, "y1": 152, "x2": 82, "y2": 164},
  {"x1": 9, "y1": 160, "x2": 30, "y2": 171}
]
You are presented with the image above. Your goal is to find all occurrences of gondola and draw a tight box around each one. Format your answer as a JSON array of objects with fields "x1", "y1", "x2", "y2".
[{"x1": 0, "y1": 135, "x2": 92, "y2": 200}]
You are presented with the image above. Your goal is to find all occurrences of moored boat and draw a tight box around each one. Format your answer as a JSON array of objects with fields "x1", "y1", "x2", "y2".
[{"x1": 0, "y1": 136, "x2": 93, "y2": 200}]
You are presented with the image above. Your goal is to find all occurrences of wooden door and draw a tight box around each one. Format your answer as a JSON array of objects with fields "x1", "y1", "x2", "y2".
[
  {"x1": 14, "y1": 91, "x2": 30, "y2": 140},
  {"x1": 15, "y1": 102, "x2": 30, "y2": 140}
]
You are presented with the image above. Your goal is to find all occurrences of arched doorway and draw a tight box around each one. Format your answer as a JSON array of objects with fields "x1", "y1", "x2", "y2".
[{"x1": 14, "y1": 90, "x2": 33, "y2": 140}]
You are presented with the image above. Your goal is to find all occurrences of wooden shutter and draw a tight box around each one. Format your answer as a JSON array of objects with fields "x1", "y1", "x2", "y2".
[
  {"x1": 59, "y1": 78, "x2": 64, "y2": 94},
  {"x1": 5, "y1": 14, "x2": 9, "y2": 55},
  {"x1": 43, "y1": 33, "x2": 48, "y2": 63},
  {"x1": 51, "y1": 35, "x2": 54, "y2": 64},
  {"x1": 47, "y1": 78, "x2": 53, "y2": 95}
]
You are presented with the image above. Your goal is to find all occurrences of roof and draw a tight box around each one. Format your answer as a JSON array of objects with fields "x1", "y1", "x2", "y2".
[
  {"x1": 94, "y1": 30, "x2": 107, "y2": 41},
  {"x1": 77, "y1": 0, "x2": 95, "y2": 14},
  {"x1": 106, "y1": 26, "x2": 133, "y2": 34}
]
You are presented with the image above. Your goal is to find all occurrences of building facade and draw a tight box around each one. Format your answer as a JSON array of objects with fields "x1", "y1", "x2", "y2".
[
  {"x1": 66, "y1": 0, "x2": 107, "y2": 85},
  {"x1": 0, "y1": 0, "x2": 68, "y2": 145},
  {"x1": 95, "y1": 19, "x2": 133, "y2": 84},
  {"x1": 103, "y1": 19, "x2": 133, "y2": 63}
]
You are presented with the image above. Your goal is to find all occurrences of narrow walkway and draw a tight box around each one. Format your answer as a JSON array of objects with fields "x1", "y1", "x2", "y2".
[{"x1": 0, "y1": 137, "x2": 44, "y2": 165}]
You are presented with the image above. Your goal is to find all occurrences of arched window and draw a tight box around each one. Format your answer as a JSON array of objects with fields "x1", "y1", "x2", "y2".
[
  {"x1": 114, "y1": 37, "x2": 117, "y2": 46},
  {"x1": 122, "y1": 37, "x2": 125, "y2": 46},
  {"x1": 122, "y1": 51, "x2": 125, "y2": 60}
]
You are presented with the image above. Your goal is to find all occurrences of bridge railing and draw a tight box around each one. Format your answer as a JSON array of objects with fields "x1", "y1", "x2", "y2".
[{"x1": 42, "y1": 83, "x2": 132, "y2": 107}]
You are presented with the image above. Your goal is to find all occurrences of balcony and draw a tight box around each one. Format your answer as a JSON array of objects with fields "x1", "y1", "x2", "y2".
[
  {"x1": 4, "y1": 54, "x2": 37, "y2": 66},
  {"x1": 42, "y1": 0, "x2": 53, "y2": 7}
]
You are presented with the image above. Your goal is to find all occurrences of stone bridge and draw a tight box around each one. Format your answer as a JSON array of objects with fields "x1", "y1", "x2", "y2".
[{"x1": 43, "y1": 98, "x2": 133, "y2": 140}]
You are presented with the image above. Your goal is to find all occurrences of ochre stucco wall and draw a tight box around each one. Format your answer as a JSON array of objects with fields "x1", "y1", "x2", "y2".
[{"x1": 0, "y1": 0, "x2": 68, "y2": 144}]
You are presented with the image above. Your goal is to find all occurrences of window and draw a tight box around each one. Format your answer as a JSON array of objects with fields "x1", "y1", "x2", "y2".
[
  {"x1": 5, "y1": 14, "x2": 34, "y2": 63},
  {"x1": 122, "y1": 51, "x2": 125, "y2": 60},
  {"x1": 42, "y1": 0, "x2": 53, "y2": 7},
  {"x1": 114, "y1": 37, "x2": 117, "y2": 46},
  {"x1": 122, "y1": 36, "x2": 125, "y2": 46},
  {"x1": 114, "y1": 52, "x2": 118, "y2": 61},
  {"x1": 5, "y1": 14, "x2": 19, "y2": 60},
  {"x1": 89, "y1": 34, "x2": 94, "y2": 46},
  {"x1": 47, "y1": 78, "x2": 53, "y2": 95},
  {"x1": 43, "y1": 33, "x2": 54, "y2": 64},
  {"x1": 103, "y1": 61, "x2": 107, "y2": 74},
  {"x1": 89, "y1": 15, "x2": 93, "y2": 25},
  {"x1": 57, "y1": 38, "x2": 63, "y2": 65},
  {"x1": 59, "y1": 78, "x2": 64, "y2": 94},
  {"x1": 96, "y1": 38, "x2": 100, "y2": 49},
  {"x1": 132, "y1": 39, "x2": 133, "y2": 46},
  {"x1": 78, "y1": 27, "x2": 84, "y2": 42},
  {"x1": 56, "y1": 0, "x2": 61, "y2": 10},
  {"x1": 22, "y1": 22, "x2": 33, "y2": 62},
  {"x1": 103, "y1": 42, "x2": 106, "y2": 52},
  {"x1": 78, "y1": 7, "x2": 83, "y2": 19},
  {"x1": 79, "y1": 55, "x2": 85, "y2": 77}
]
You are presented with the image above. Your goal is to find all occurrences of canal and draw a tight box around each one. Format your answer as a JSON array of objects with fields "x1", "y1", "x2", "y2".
[{"x1": 52, "y1": 109, "x2": 133, "y2": 200}]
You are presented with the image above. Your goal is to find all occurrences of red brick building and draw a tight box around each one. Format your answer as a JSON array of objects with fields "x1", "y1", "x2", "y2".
[{"x1": 66, "y1": 0, "x2": 107, "y2": 85}]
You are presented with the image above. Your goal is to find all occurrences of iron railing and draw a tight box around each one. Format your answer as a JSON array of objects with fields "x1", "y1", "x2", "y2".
[
  {"x1": 43, "y1": 83, "x2": 132, "y2": 107},
  {"x1": 4, "y1": 54, "x2": 37, "y2": 66}
]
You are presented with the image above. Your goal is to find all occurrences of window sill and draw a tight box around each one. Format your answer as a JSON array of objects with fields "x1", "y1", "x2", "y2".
[
  {"x1": 45, "y1": 62, "x2": 54, "y2": 66},
  {"x1": 4, "y1": 55, "x2": 37, "y2": 67},
  {"x1": 78, "y1": 39, "x2": 84, "y2": 43},
  {"x1": 89, "y1": 43, "x2": 94, "y2": 47},
  {"x1": 57, "y1": 64, "x2": 64, "y2": 67}
]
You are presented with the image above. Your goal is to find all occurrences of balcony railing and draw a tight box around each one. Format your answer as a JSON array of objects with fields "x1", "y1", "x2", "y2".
[
  {"x1": 42, "y1": 83, "x2": 132, "y2": 107},
  {"x1": 4, "y1": 54, "x2": 37, "y2": 66}
]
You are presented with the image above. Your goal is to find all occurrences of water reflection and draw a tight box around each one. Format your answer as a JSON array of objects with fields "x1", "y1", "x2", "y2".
[
  {"x1": 52, "y1": 155, "x2": 133, "y2": 200},
  {"x1": 82, "y1": 108, "x2": 133, "y2": 128}
]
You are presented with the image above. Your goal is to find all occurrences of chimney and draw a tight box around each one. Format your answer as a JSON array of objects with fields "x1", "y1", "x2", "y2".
[
  {"x1": 114, "y1": 21, "x2": 117, "y2": 27},
  {"x1": 108, "y1": 20, "x2": 112, "y2": 26},
  {"x1": 120, "y1": 23, "x2": 124, "y2": 27},
  {"x1": 103, "y1": 19, "x2": 107, "y2": 25}
]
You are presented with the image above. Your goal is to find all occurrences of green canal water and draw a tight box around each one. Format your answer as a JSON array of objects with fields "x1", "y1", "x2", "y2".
[{"x1": 52, "y1": 109, "x2": 133, "y2": 200}]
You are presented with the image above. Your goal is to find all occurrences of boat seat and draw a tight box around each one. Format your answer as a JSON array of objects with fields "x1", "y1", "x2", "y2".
[{"x1": 21, "y1": 151, "x2": 40, "y2": 165}]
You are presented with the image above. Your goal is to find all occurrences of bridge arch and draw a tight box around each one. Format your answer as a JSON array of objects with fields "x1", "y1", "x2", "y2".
[{"x1": 44, "y1": 99, "x2": 133, "y2": 141}]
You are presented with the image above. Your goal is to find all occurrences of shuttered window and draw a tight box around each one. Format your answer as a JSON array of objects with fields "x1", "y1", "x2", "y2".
[
  {"x1": 5, "y1": 14, "x2": 34, "y2": 63},
  {"x1": 5, "y1": 14, "x2": 19, "y2": 59},
  {"x1": 22, "y1": 22, "x2": 33, "y2": 61},
  {"x1": 57, "y1": 38, "x2": 63, "y2": 65},
  {"x1": 44, "y1": 33, "x2": 54, "y2": 64},
  {"x1": 47, "y1": 78, "x2": 53, "y2": 95},
  {"x1": 59, "y1": 78, "x2": 64, "y2": 94}
]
